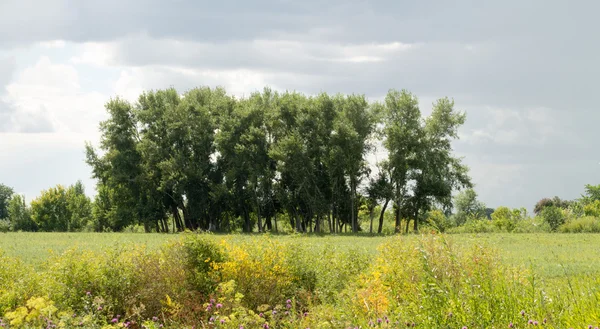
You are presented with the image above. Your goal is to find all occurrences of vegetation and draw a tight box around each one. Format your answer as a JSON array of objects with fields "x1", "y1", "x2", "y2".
[{"x1": 1, "y1": 233, "x2": 600, "y2": 328}]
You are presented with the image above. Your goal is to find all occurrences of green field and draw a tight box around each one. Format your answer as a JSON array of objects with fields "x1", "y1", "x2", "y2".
[{"x1": 2, "y1": 232, "x2": 600, "y2": 279}]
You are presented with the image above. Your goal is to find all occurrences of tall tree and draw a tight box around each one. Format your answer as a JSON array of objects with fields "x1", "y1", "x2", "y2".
[
  {"x1": 86, "y1": 98, "x2": 145, "y2": 231},
  {"x1": 408, "y1": 97, "x2": 471, "y2": 231},
  {"x1": 0, "y1": 183, "x2": 14, "y2": 220},
  {"x1": 381, "y1": 90, "x2": 423, "y2": 232}
]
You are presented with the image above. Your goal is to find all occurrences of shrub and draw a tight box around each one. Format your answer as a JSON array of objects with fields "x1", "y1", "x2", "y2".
[
  {"x1": 512, "y1": 217, "x2": 551, "y2": 233},
  {"x1": 447, "y1": 218, "x2": 499, "y2": 233},
  {"x1": 0, "y1": 252, "x2": 39, "y2": 314},
  {"x1": 541, "y1": 206, "x2": 566, "y2": 231},
  {"x1": 342, "y1": 235, "x2": 534, "y2": 328},
  {"x1": 0, "y1": 220, "x2": 9, "y2": 233},
  {"x1": 559, "y1": 216, "x2": 600, "y2": 233},
  {"x1": 180, "y1": 233, "x2": 225, "y2": 296},
  {"x1": 583, "y1": 200, "x2": 600, "y2": 217},
  {"x1": 426, "y1": 209, "x2": 452, "y2": 233}
]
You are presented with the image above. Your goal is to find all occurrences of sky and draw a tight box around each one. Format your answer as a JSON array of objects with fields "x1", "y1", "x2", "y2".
[{"x1": 0, "y1": 0, "x2": 599, "y2": 211}]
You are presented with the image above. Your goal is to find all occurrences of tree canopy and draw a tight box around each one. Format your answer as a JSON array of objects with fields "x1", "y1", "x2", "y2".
[{"x1": 82, "y1": 87, "x2": 472, "y2": 233}]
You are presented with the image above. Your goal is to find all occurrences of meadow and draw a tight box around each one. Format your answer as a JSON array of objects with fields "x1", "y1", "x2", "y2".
[{"x1": 2, "y1": 233, "x2": 600, "y2": 328}]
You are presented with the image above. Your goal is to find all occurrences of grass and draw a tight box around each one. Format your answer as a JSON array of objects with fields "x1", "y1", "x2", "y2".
[
  {"x1": 2, "y1": 232, "x2": 600, "y2": 328},
  {"x1": 2, "y1": 232, "x2": 600, "y2": 279}
]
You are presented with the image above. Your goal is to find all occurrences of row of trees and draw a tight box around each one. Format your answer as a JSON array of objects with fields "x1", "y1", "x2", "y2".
[
  {"x1": 81, "y1": 87, "x2": 471, "y2": 233},
  {"x1": 0, "y1": 182, "x2": 91, "y2": 232}
]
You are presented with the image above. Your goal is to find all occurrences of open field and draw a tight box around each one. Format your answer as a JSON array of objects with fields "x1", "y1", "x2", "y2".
[
  {"x1": 2, "y1": 232, "x2": 600, "y2": 278},
  {"x1": 3, "y1": 233, "x2": 600, "y2": 328}
]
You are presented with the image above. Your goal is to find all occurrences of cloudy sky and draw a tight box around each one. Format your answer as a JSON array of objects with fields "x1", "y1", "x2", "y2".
[{"x1": 1, "y1": 0, "x2": 599, "y2": 211}]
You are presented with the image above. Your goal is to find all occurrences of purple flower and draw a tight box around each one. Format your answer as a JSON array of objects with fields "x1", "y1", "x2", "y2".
[
  {"x1": 285, "y1": 311, "x2": 289, "y2": 315},
  {"x1": 259, "y1": 312, "x2": 264, "y2": 317},
  {"x1": 462, "y1": 327, "x2": 468, "y2": 329},
  {"x1": 86, "y1": 291, "x2": 91, "y2": 296},
  {"x1": 263, "y1": 324, "x2": 269, "y2": 329},
  {"x1": 533, "y1": 321, "x2": 538, "y2": 326},
  {"x1": 220, "y1": 319, "x2": 225, "y2": 324},
  {"x1": 272, "y1": 310, "x2": 277, "y2": 315},
  {"x1": 152, "y1": 316, "x2": 158, "y2": 322},
  {"x1": 97, "y1": 306, "x2": 102, "y2": 311},
  {"x1": 286, "y1": 299, "x2": 292, "y2": 304},
  {"x1": 216, "y1": 303, "x2": 223, "y2": 309},
  {"x1": 304, "y1": 312, "x2": 309, "y2": 317},
  {"x1": 209, "y1": 317, "x2": 215, "y2": 322},
  {"x1": 377, "y1": 318, "x2": 382, "y2": 323},
  {"x1": 206, "y1": 305, "x2": 212, "y2": 311},
  {"x1": 521, "y1": 310, "x2": 525, "y2": 316},
  {"x1": 210, "y1": 298, "x2": 215, "y2": 304},
  {"x1": 528, "y1": 320, "x2": 533, "y2": 325},
  {"x1": 509, "y1": 323, "x2": 514, "y2": 328},
  {"x1": 111, "y1": 318, "x2": 118, "y2": 324}
]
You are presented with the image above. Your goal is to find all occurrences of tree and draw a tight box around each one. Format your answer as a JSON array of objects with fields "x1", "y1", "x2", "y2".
[
  {"x1": 86, "y1": 97, "x2": 146, "y2": 231},
  {"x1": 582, "y1": 184, "x2": 600, "y2": 204},
  {"x1": 534, "y1": 196, "x2": 571, "y2": 215},
  {"x1": 408, "y1": 97, "x2": 472, "y2": 231},
  {"x1": 31, "y1": 182, "x2": 92, "y2": 232},
  {"x1": 381, "y1": 90, "x2": 424, "y2": 232},
  {"x1": 0, "y1": 183, "x2": 14, "y2": 220},
  {"x1": 541, "y1": 206, "x2": 565, "y2": 231},
  {"x1": 453, "y1": 189, "x2": 486, "y2": 225},
  {"x1": 7, "y1": 194, "x2": 36, "y2": 231},
  {"x1": 381, "y1": 91, "x2": 471, "y2": 232}
]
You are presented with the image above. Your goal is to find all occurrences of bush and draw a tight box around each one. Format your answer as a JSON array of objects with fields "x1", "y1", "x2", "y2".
[
  {"x1": 0, "y1": 252, "x2": 39, "y2": 314},
  {"x1": 180, "y1": 234, "x2": 225, "y2": 296},
  {"x1": 512, "y1": 217, "x2": 551, "y2": 233},
  {"x1": 583, "y1": 200, "x2": 600, "y2": 217},
  {"x1": 559, "y1": 216, "x2": 600, "y2": 233},
  {"x1": 426, "y1": 209, "x2": 452, "y2": 233},
  {"x1": 342, "y1": 235, "x2": 532, "y2": 328},
  {"x1": 447, "y1": 219, "x2": 499, "y2": 233},
  {"x1": 0, "y1": 220, "x2": 10, "y2": 233},
  {"x1": 540, "y1": 206, "x2": 566, "y2": 231}
]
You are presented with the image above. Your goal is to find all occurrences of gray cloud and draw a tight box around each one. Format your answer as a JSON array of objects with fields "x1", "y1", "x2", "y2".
[{"x1": 1, "y1": 0, "x2": 599, "y2": 209}]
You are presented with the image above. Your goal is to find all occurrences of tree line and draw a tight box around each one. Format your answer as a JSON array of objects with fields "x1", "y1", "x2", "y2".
[{"x1": 0, "y1": 87, "x2": 472, "y2": 233}]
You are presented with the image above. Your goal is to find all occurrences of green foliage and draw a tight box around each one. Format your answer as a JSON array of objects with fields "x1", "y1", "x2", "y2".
[
  {"x1": 181, "y1": 234, "x2": 225, "y2": 295},
  {"x1": 534, "y1": 196, "x2": 572, "y2": 215},
  {"x1": 4, "y1": 234, "x2": 600, "y2": 327},
  {"x1": 7, "y1": 194, "x2": 36, "y2": 231},
  {"x1": 0, "y1": 183, "x2": 14, "y2": 220},
  {"x1": 540, "y1": 206, "x2": 566, "y2": 231},
  {"x1": 490, "y1": 206, "x2": 527, "y2": 232},
  {"x1": 426, "y1": 209, "x2": 452, "y2": 232},
  {"x1": 448, "y1": 219, "x2": 499, "y2": 233},
  {"x1": 31, "y1": 182, "x2": 92, "y2": 232},
  {"x1": 453, "y1": 188, "x2": 486, "y2": 225},
  {"x1": 0, "y1": 220, "x2": 9, "y2": 233},
  {"x1": 559, "y1": 216, "x2": 600, "y2": 233},
  {"x1": 583, "y1": 200, "x2": 600, "y2": 217},
  {"x1": 81, "y1": 87, "x2": 470, "y2": 234}
]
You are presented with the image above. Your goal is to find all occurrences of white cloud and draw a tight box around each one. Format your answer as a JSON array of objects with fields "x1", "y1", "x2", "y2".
[
  {"x1": 4, "y1": 56, "x2": 107, "y2": 137},
  {"x1": 39, "y1": 40, "x2": 67, "y2": 49}
]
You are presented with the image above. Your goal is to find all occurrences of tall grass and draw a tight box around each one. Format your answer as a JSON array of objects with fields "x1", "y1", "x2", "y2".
[{"x1": 1, "y1": 234, "x2": 600, "y2": 328}]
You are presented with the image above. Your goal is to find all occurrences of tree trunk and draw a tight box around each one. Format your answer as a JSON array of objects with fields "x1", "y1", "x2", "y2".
[
  {"x1": 394, "y1": 201, "x2": 401, "y2": 233},
  {"x1": 274, "y1": 212, "x2": 278, "y2": 233},
  {"x1": 413, "y1": 208, "x2": 419, "y2": 232},
  {"x1": 378, "y1": 199, "x2": 390, "y2": 234},
  {"x1": 369, "y1": 208, "x2": 375, "y2": 234},
  {"x1": 351, "y1": 179, "x2": 357, "y2": 233}
]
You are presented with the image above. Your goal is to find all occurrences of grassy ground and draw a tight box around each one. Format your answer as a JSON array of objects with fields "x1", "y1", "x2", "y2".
[{"x1": 2, "y1": 232, "x2": 600, "y2": 279}]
